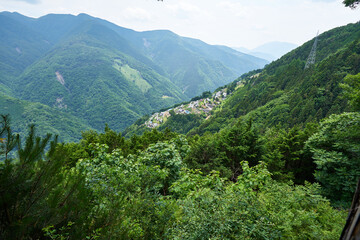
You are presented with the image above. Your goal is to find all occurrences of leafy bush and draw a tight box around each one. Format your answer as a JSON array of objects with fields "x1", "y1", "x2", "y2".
[{"x1": 306, "y1": 112, "x2": 360, "y2": 206}]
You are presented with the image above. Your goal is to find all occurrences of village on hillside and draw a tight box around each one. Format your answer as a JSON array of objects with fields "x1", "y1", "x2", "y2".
[{"x1": 145, "y1": 88, "x2": 230, "y2": 128}]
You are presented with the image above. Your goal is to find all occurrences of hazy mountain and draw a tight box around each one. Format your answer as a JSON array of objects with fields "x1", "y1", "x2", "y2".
[
  {"x1": 253, "y1": 42, "x2": 298, "y2": 60},
  {"x1": 233, "y1": 41, "x2": 298, "y2": 62}
]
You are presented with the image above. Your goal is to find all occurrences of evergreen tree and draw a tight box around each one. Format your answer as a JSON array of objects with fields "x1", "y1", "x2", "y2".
[{"x1": 0, "y1": 116, "x2": 88, "y2": 239}]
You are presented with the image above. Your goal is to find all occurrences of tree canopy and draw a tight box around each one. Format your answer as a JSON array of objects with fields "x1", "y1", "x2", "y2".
[{"x1": 343, "y1": 0, "x2": 360, "y2": 8}]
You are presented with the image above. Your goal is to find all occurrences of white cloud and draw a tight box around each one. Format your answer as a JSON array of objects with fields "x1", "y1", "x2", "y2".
[
  {"x1": 122, "y1": 7, "x2": 152, "y2": 22},
  {"x1": 0, "y1": 0, "x2": 358, "y2": 49},
  {"x1": 166, "y1": 2, "x2": 200, "y2": 12},
  {"x1": 309, "y1": 0, "x2": 337, "y2": 2},
  {"x1": 217, "y1": 1, "x2": 249, "y2": 17},
  {"x1": 9, "y1": 0, "x2": 40, "y2": 4},
  {"x1": 164, "y1": 2, "x2": 210, "y2": 20}
]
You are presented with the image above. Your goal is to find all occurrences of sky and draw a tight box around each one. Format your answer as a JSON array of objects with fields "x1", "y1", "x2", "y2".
[{"x1": 0, "y1": 0, "x2": 359, "y2": 49}]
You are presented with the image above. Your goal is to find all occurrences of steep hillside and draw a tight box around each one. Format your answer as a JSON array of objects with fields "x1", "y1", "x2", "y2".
[
  {"x1": 190, "y1": 22, "x2": 360, "y2": 135},
  {"x1": 0, "y1": 14, "x2": 51, "y2": 91},
  {"x1": 125, "y1": 22, "x2": 360, "y2": 136}
]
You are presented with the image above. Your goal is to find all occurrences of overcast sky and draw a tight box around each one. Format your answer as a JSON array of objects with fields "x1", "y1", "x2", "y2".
[{"x1": 0, "y1": 0, "x2": 359, "y2": 49}]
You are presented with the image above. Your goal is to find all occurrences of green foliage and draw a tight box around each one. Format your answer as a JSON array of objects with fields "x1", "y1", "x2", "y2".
[
  {"x1": 187, "y1": 119, "x2": 317, "y2": 185},
  {"x1": 43, "y1": 222, "x2": 75, "y2": 240},
  {"x1": 75, "y1": 140, "x2": 184, "y2": 239},
  {"x1": 190, "y1": 90, "x2": 212, "y2": 101},
  {"x1": 43, "y1": 222, "x2": 102, "y2": 240},
  {"x1": 168, "y1": 162, "x2": 346, "y2": 239},
  {"x1": 0, "y1": 115, "x2": 349, "y2": 239},
  {"x1": 0, "y1": 115, "x2": 19, "y2": 160},
  {"x1": 158, "y1": 113, "x2": 203, "y2": 135},
  {"x1": 138, "y1": 141, "x2": 185, "y2": 195},
  {"x1": 0, "y1": 117, "x2": 89, "y2": 239},
  {"x1": 186, "y1": 119, "x2": 262, "y2": 180},
  {"x1": 306, "y1": 112, "x2": 360, "y2": 206},
  {"x1": 343, "y1": 0, "x2": 360, "y2": 8},
  {"x1": 341, "y1": 73, "x2": 360, "y2": 111},
  {"x1": 261, "y1": 124, "x2": 317, "y2": 183},
  {"x1": 81, "y1": 124, "x2": 125, "y2": 153}
]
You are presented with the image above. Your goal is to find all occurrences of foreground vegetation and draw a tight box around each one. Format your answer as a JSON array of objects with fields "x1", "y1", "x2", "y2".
[{"x1": 1, "y1": 101, "x2": 359, "y2": 239}]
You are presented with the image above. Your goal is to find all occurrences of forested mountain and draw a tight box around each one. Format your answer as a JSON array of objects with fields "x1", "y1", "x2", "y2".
[
  {"x1": 0, "y1": 12, "x2": 267, "y2": 140},
  {"x1": 0, "y1": 93, "x2": 90, "y2": 142},
  {"x1": 112, "y1": 30, "x2": 268, "y2": 97},
  {"x1": 190, "y1": 22, "x2": 360, "y2": 134},
  {"x1": 13, "y1": 21, "x2": 186, "y2": 132}
]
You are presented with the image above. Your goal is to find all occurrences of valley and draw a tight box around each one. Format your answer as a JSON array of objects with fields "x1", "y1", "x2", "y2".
[{"x1": 1, "y1": 2, "x2": 360, "y2": 239}]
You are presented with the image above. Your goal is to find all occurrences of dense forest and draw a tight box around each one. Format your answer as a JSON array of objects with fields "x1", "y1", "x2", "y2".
[
  {"x1": 1, "y1": 18, "x2": 360, "y2": 239},
  {"x1": 0, "y1": 112, "x2": 355, "y2": 239}
]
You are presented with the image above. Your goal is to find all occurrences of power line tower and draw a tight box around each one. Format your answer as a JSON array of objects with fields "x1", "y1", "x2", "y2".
[{"x1": 304, "y1": 31, "x2": 319, "y2": 69}]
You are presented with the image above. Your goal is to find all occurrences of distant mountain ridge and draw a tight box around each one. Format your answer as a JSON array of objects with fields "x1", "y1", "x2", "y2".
[
  {"x1": 0, "y1": 11, "x2": 268, "y2": 141},
  {"x1": 233, "y1": 41, "x2": 298, "y2": 62}
]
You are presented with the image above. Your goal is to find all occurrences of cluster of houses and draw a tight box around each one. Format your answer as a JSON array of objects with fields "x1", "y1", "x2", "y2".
[
  {"x1": 145, "y1": 88, "x2": 229, "y2": 128},
  {"x1": 145, "y1": 111, "x2": 171, "y2": 128}
]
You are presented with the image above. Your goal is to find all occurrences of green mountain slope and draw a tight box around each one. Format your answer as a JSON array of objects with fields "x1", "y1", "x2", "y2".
[
  {"x1": 1, "y1": 11, "x2": 268, "y2": 98},
  {"x1": 110, "y1": 29, "x2": 268, "y2": 97},
  {"x1": 13, "y1": 21, "x2": 186, "y2": 131},
  {"x1": 0, "y1": 14, "x2": 51, "y2": 91},
  {"x1": 190, "y1": 22, "x2": 360, "y2": 135},
  {"x1": 0, "y1": 92, "x2": 90, "y2": 142}
]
